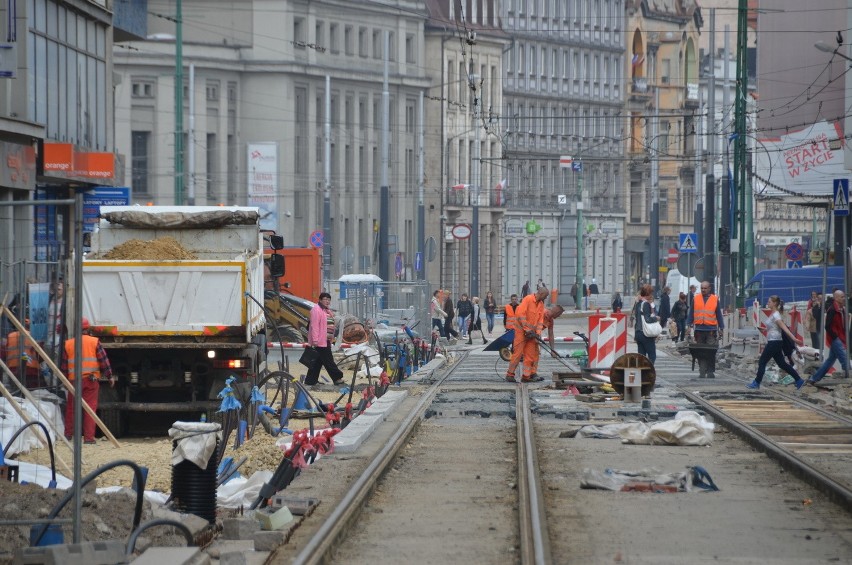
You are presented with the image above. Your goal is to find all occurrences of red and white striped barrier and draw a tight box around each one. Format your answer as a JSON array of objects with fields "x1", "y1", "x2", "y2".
[
  {"x1": 587, "y1": 313, "x2": 627, "y2": 369},
  {"x1": 270, "y1": 342, "x2": 360, "y2": 349},
  {"x1": 788, "y1": 306, "x2": 804, "y2": 342},
  {"x1": 551, "y1": 336, "x2": 588, "y2": 342}
]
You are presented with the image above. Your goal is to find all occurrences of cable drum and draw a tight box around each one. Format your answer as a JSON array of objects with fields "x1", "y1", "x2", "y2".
[{"x1": 169, "y1": 422, "x2": 223, "y2": 523}]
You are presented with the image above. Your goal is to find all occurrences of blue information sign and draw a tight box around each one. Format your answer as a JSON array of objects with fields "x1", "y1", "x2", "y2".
[
  {"x1": 83, "y1": 187, "x2": 130, "y2": 233},
  {"x1": 834, "y1": 179, "x2": 849, "y2": 216},
  {"x1": 678, "y1": 232, "x2": 698, "y2": 253},
  {"x1": 414, "y1": 251, "x2": 423, "y2": 272}
]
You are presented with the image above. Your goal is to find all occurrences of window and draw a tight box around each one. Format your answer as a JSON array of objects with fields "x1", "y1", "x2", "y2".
[
  {"x1": 447, "y1": 59, "x2": 455, "y2": 103},
  {"x1": 131, "y1": 80, "x2": 154, "y2": 98},
  {"x1": 206, "y1": 81, "x2": 219, "y2": 102},
  {"x1": 315, "y1": 21, "x2": 324, "y2": 48},
  {"x1": 206, "y1": 133, "x2": 217, "y2": 201},
  {"x1": 131, "y1": 131, "x2": 150, "y2": 195},
  {"x1": 293, "y1": 17, "x2": 305, "y2": 48},
  {"x1": 662, "y1": 58, "x2": 671, "y2": 84},
  {"x1": 358, "y1": 27, "x2": 367, "y2": 57},
  {"x1": 405, "y1": 33, "x2": 415, "y2": 63},
  {"x1": 388, "y1": 31, "x2": 395, "y2": 61},
  {"x1": 345, "y1": 25, "x2": 353, "y2": 55},
  {"x1": 330, "y1": 23, "x2": 339, "y2": 53},
  {"x1": 372, "y1": 30, "x2": 382, "y2": 59}
]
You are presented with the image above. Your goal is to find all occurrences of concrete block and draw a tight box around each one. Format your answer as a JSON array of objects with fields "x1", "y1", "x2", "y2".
[
  {"x1": 367, "y1": 390, "x2": 407, "y2": 413},
  {"x1": 133, "y1": 547, "x2": 211, "y2": 565},
  {"x1": 204, "y1": 540, "x2": 254, "y2": 559},
  {"x1": 151, "y1": 505, "x2": 210, "y2": 536},
  {"x1": 253, "y1": 529, "x2": 288, "y2": 551},
  {"x1": 255, "y1": 505, "x2": 294, "y2": 531},
  {"x1": 13, "y1": 541, "x2": 125, "y2": 565},
  {"x1": 222, "y1": 517, "x2": 261, "y2": 540},
  {"x1": 220, "y1": 550, "x2": 268, "y2": 565},
  {"x1": 332, "y1": 412, "x2": 383, "y2": 453}
]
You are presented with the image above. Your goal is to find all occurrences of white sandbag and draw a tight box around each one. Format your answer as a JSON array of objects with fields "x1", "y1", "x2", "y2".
[{"x1": 619, "y1": 411, "x2": 714, "y2": 446}]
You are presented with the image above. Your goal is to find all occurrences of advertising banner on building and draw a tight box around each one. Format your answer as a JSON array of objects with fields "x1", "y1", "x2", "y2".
[
  {"x1": 247, "y1": 143, "x2": 278, "y2": 231},
  {"x1": 755, "y1": 120, "x2": 845, "y2": 197}
]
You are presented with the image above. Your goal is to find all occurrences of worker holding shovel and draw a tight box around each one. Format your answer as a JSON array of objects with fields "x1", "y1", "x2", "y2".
[{"x1": 505, "y1": 286, "x2": 549, "y2": 383}]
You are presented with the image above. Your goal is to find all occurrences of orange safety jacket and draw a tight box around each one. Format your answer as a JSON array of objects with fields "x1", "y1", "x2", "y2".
[
  {"x1": 5, "y1": 331, "x2": 39, "y2": 371},
  {"x1": 64, "y1": 335, "x2": 101, "y2": 380},
  {"x1": 504, "y1": 303, "x2": 519, "y2": 330},
  {"x1": 693, "y1": 294, "x2": 720, "y2": 327},
  {"x1": 515, "y1": 294, "x2": 545, "y2": 335}
]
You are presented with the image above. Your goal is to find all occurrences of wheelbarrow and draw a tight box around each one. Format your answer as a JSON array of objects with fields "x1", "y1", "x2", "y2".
[
  {"x1": 688, "y1": 342, "x2": 718, "y2": 373},
  {"x1": 484, "y1": 329, "x2": 515, "y2": 361}
]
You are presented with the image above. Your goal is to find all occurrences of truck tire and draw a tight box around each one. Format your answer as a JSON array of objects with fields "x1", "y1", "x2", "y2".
[
  {"x1": 275, "y1": 326, "x2": 304, "y2": 344},
  {"x1": 99, "y1": 408, "x2": 126, "y2": 438}
]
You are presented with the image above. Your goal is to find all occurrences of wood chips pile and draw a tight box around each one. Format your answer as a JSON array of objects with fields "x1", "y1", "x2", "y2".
[{"x1": 101, "y1": 237, "x2": 198, "y2": 260}]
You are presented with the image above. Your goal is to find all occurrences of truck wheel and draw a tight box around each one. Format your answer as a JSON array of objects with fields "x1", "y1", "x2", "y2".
[
  {"x1": 275, "y1": 326, "x2": 304, "y2": 344},
  {"x1": 99, "y1": 409, "x2": 126, "y2": 438}
]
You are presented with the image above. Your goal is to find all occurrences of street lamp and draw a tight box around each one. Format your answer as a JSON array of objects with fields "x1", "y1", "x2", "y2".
[{"x1": 815, "y1": 41, "x2": 852, "y2": 62}]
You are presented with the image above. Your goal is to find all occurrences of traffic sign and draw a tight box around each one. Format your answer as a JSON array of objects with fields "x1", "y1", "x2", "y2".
[
  {"x1": 787, "y1": 260, "x2": 803, "y2": 268},
  {"x1": 809, "y1": 249, "x2": 824, "y2": 263},
  {"x1": 784, "y1": 242, "x2": 804, "y2": 261},
  {"x1": 666, "y1": 248, "x2": 679, "y2": 263},
  {"x1": 309, "y1": 230, "x2": 323, "y2": 249},
  {"x1": 834, "y1": 179, "x2": 849, "y2": 216},
  {"x1": 414, "y1": 251, "x2": 423, "y2": 272},
  {"x1": 451, "y1": 224, "x2": 472, "y2": 239},
  {"x1": 679, "y1": 232, "x2": 698, "y2": 253},
  {"x1": 559, "y1": 156, "x2": 573, "y2": 168},
  {"x1": 394, "y1": 252, "x2": 403, "y2": 277}
]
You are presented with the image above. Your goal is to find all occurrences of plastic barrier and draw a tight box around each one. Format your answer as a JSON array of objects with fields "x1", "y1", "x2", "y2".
[{"x1": 588, "y1": 312, "x2": 627, "y2": 369}]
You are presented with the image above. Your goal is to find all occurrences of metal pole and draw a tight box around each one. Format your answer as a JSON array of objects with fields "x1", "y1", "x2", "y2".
[
  {"x1": 418, "y1": 91, "x2": 425, "y2": 281},
  {"x1": 471, "y1": 74, "x2": 480, "y2": 297},
  {"x1": 174, "y1": 0, "x2": 183, "y2": 205},
  {"x1": 72, "y1": 190, "x2": 84, "y2": 542},
  {"x1": 324, "y1": 75, "x2": 332, "y2": 284},
  {"x1": 733, "y1": 0, "x2": 748, "y2": 301},
  {"x1": 720, "y1": 25, "x2": 732, "y2": 301},
  {"x1": 379, "y1": 31, "x2": 390, "y2": 282},
  {"x1": 650, "y1": 86, "x2": 660, "y2": 292},
  {"x1": 187, "y1": 63, "x2": 195, "y2": 205},
  {"x1": 576, "y1": 148, "x2": 584, "y2": 309}
]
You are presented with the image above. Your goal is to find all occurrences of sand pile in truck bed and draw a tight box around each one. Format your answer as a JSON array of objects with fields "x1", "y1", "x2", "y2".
[{"x1": 100, "y1": 237, "x2": 198, "y2": 260}]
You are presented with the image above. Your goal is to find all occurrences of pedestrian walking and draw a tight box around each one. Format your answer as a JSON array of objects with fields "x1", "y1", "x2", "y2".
[
  {"x1": 521, "y1": 280, "x2": 531, "y2": 297},
  {"x1": 467, "y1": 297, "x2": 488, "y2": 345},
  {"x1": 805, "y1": 292, "x2": 823, "y2": 350},
  {"x1": 671, "y1": 292, "x2": 689, "y2": 342},
  {"x1": 304, "y1": 292, "x2": 345, "y2": 387},
  {"x1": 688, "y1": 281, "x2": 725, "y2": 378},
  {"x1": 659, "y1": 286, "x2": 672, "y2": 330},
  {"x1": 505, "y1": 286, "x2": 549, "y2": 383},
  {"x1": 430, "y1": 290, "x2": 447, "y2": 337},
  {"x1": 806, "y1": 289, "x2": 850, "y2": 385},
  {"x1": 483, "y1": 291, "x2": 497, "y2": 336},
  {"x1": 611, "y1": 290, "x2": 623, "y2": 314},
  {"x1": 62, "y1": 317, "x2": 115, "y2": 443},
  {"x1": 456, "y1": 293, "x2": 473, "y2": 338},
  {"x1": 443, "y1": 293, "x2": 459, "y2": 339},
  {"x1": 633, "y1": 284, "x2": 659, "y2": 364},
  {"x1": 747, "y1": 296, "x2": 805, "y2": 389}
]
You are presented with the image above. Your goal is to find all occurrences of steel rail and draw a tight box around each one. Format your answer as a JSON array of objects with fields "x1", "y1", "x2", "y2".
[
  {"x1": 681, "y1": 389, "x2": 852, "y2": 512},
  {"x1": 516, "y1": 385, "x2": 553, "y2": 565},
  {"x1": 290, "y1": 351, "x2": 470, "y2": 565}
]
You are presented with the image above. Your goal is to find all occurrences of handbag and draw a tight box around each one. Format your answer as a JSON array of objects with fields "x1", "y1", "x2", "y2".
[
  {"x1": 638, "y1": 303, "x2": 663, "y2": 338},
  {"x1": 299, "y1": 346, "x2": 319, "y2": 367}
]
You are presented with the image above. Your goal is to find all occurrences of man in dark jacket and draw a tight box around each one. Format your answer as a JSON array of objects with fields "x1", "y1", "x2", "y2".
[
  {"x1": 808, "y1": 289, "x2": 849, "y2": 384},
  {"x1": 659, "y1": 286, "x2": 672, "y2": 330}
]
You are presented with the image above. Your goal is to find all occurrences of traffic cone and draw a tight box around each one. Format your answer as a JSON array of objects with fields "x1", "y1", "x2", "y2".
[{"x1": 293, "y1": 388, "x2": 310, "y2": 410}]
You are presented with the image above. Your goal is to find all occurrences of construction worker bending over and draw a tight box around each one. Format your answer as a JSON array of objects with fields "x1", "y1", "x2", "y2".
[
  {"x1": 505, "y1": 286, "x2": 549, "y2": 383},
  {"x1": 61, "y1": 317, "x2": 115, "y2": 444},
  {"x1": 4, "y1": 318, "x2": 44, "y2": 390},
  {"x1": 543, "y1": 305, "x2": 566, "y2": 357}
]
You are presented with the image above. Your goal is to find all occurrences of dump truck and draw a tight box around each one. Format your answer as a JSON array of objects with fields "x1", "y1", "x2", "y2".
[{"x1": 81, "y1": 206, "x2": 284, "y2": 436}]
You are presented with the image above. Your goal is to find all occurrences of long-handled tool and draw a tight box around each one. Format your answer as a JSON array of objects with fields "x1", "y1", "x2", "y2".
[{"x1": 536, "y1": 335, "x2": 584, "y2": 372}]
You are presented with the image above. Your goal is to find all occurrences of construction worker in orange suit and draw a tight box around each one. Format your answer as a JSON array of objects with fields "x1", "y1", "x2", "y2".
[
  {"x1": 505, "y1": 286, "x2": 549, "y2": 383},
  {"x1": 61, "y1": 317, "x2": 115, "y2": 444},
  {"x1": 543, "y1": 305, "x2": 566, "y2": 357},
  {"x1": 4, "y1": 319, "x2": 44, "y2": 390}
]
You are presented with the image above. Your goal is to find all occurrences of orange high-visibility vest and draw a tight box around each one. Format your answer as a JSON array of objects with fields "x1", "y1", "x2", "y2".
[
  {"x1": 5, "y1": 331, "x2": 39, "y2": 370},
  {"x1": 64, "y1": 335, "x2": 101, "y2": 380},
  {"x1": 515, "y1": 294, "x2": 545, "y2": 334},
  {"x1": 693, "y1": 294, "x2": 719, "y2": 327},
  {"x1": 504, "y1": 303, "x2": 519, "y2": 330}
]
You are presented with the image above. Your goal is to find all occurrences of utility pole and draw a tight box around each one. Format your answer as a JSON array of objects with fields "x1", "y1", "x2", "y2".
[
  {"x1": 703, "y1": 9, "x2": 716, "y2": 286},
  {"x1": 417, "y1": 91, "x2": 425, "y2": 281},
  {"x1": 471, "y1": 74, "x2": 480, "y2": 297},
  {"x1": 323, "y1": 76, "x2": 332, "y2": 284},
  {"x1": 575, "y1": 147, "x2": 584, "y2": 309},
  {"x1": 379, "y1": 31, "x2": 390, "y2": 281},
  {"x1": 720, "y1": 25, "x2": 732, "y2": 301},
  {"x1": 733, "y1": 0, "x2": 749, "y2": 301},
  {"x1": 174, "y1": 0, "x2": 183, "y2": 205},
  {"x1": 649, "y1": 80, "x2": 660, "y2": 292},
  {"x1": 187, "y1": 63, "x2": 195, "y2": 205}
]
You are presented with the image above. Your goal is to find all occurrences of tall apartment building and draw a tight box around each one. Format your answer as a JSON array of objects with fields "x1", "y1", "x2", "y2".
[
  {"x1": 0, "y1": 0, "x2": 145, "y2": 298},
  {"x1": 424, "y1": 0, "x2": 507, "y2": 299},
  {"x1": 502, "y1": 0, "x2": 627, "y2": 301},
  {"x1": 114, "y1": 1, "x2": 430, "y2": 285},
  {"x1": 625, "y1": 0, "x2": 701, "y2": 289}
]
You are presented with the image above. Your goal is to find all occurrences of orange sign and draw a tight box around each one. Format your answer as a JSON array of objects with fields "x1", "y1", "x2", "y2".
[{"x1": 43, "y1": 142, "x2": 115, "y2": 180}]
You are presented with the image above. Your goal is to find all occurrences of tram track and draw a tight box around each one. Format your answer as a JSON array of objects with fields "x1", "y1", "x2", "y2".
[{"x1": 287, "y1": 349, "x2": 552, "y2": 565}]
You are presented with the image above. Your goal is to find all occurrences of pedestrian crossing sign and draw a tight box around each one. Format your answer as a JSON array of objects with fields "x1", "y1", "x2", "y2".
[
  {"x1": 833, "y1": 179, "x2": 849, "y2": 216},
  {"x1": 679, "y1": 232, "x2": 698, "y2": 253}
]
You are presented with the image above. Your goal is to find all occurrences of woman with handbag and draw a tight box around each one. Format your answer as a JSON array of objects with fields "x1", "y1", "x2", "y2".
[
  {"x1": 634, "y1": 284, "x2": 660, "y2": 363},
  {"x1": 304, "y1": 292, "x2": 345, "y2": 387}
]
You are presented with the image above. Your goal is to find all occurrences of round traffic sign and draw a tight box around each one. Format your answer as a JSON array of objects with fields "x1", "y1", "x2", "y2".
[
  {"x1": 666, "y1": 248, "x2": 679, "y2": 263},
  {"x1": 451, "y1": 224, "x2": 472, "y2": 240},
  {"x1": 785, "y1": 242, "x2": 804, "y2": 261},
  {"x1": 809, "y1": 249, "x2": 824, "y2": 264},
  {"x1": 309, "y1": 230, "x2": 323, "y2": 249}
]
